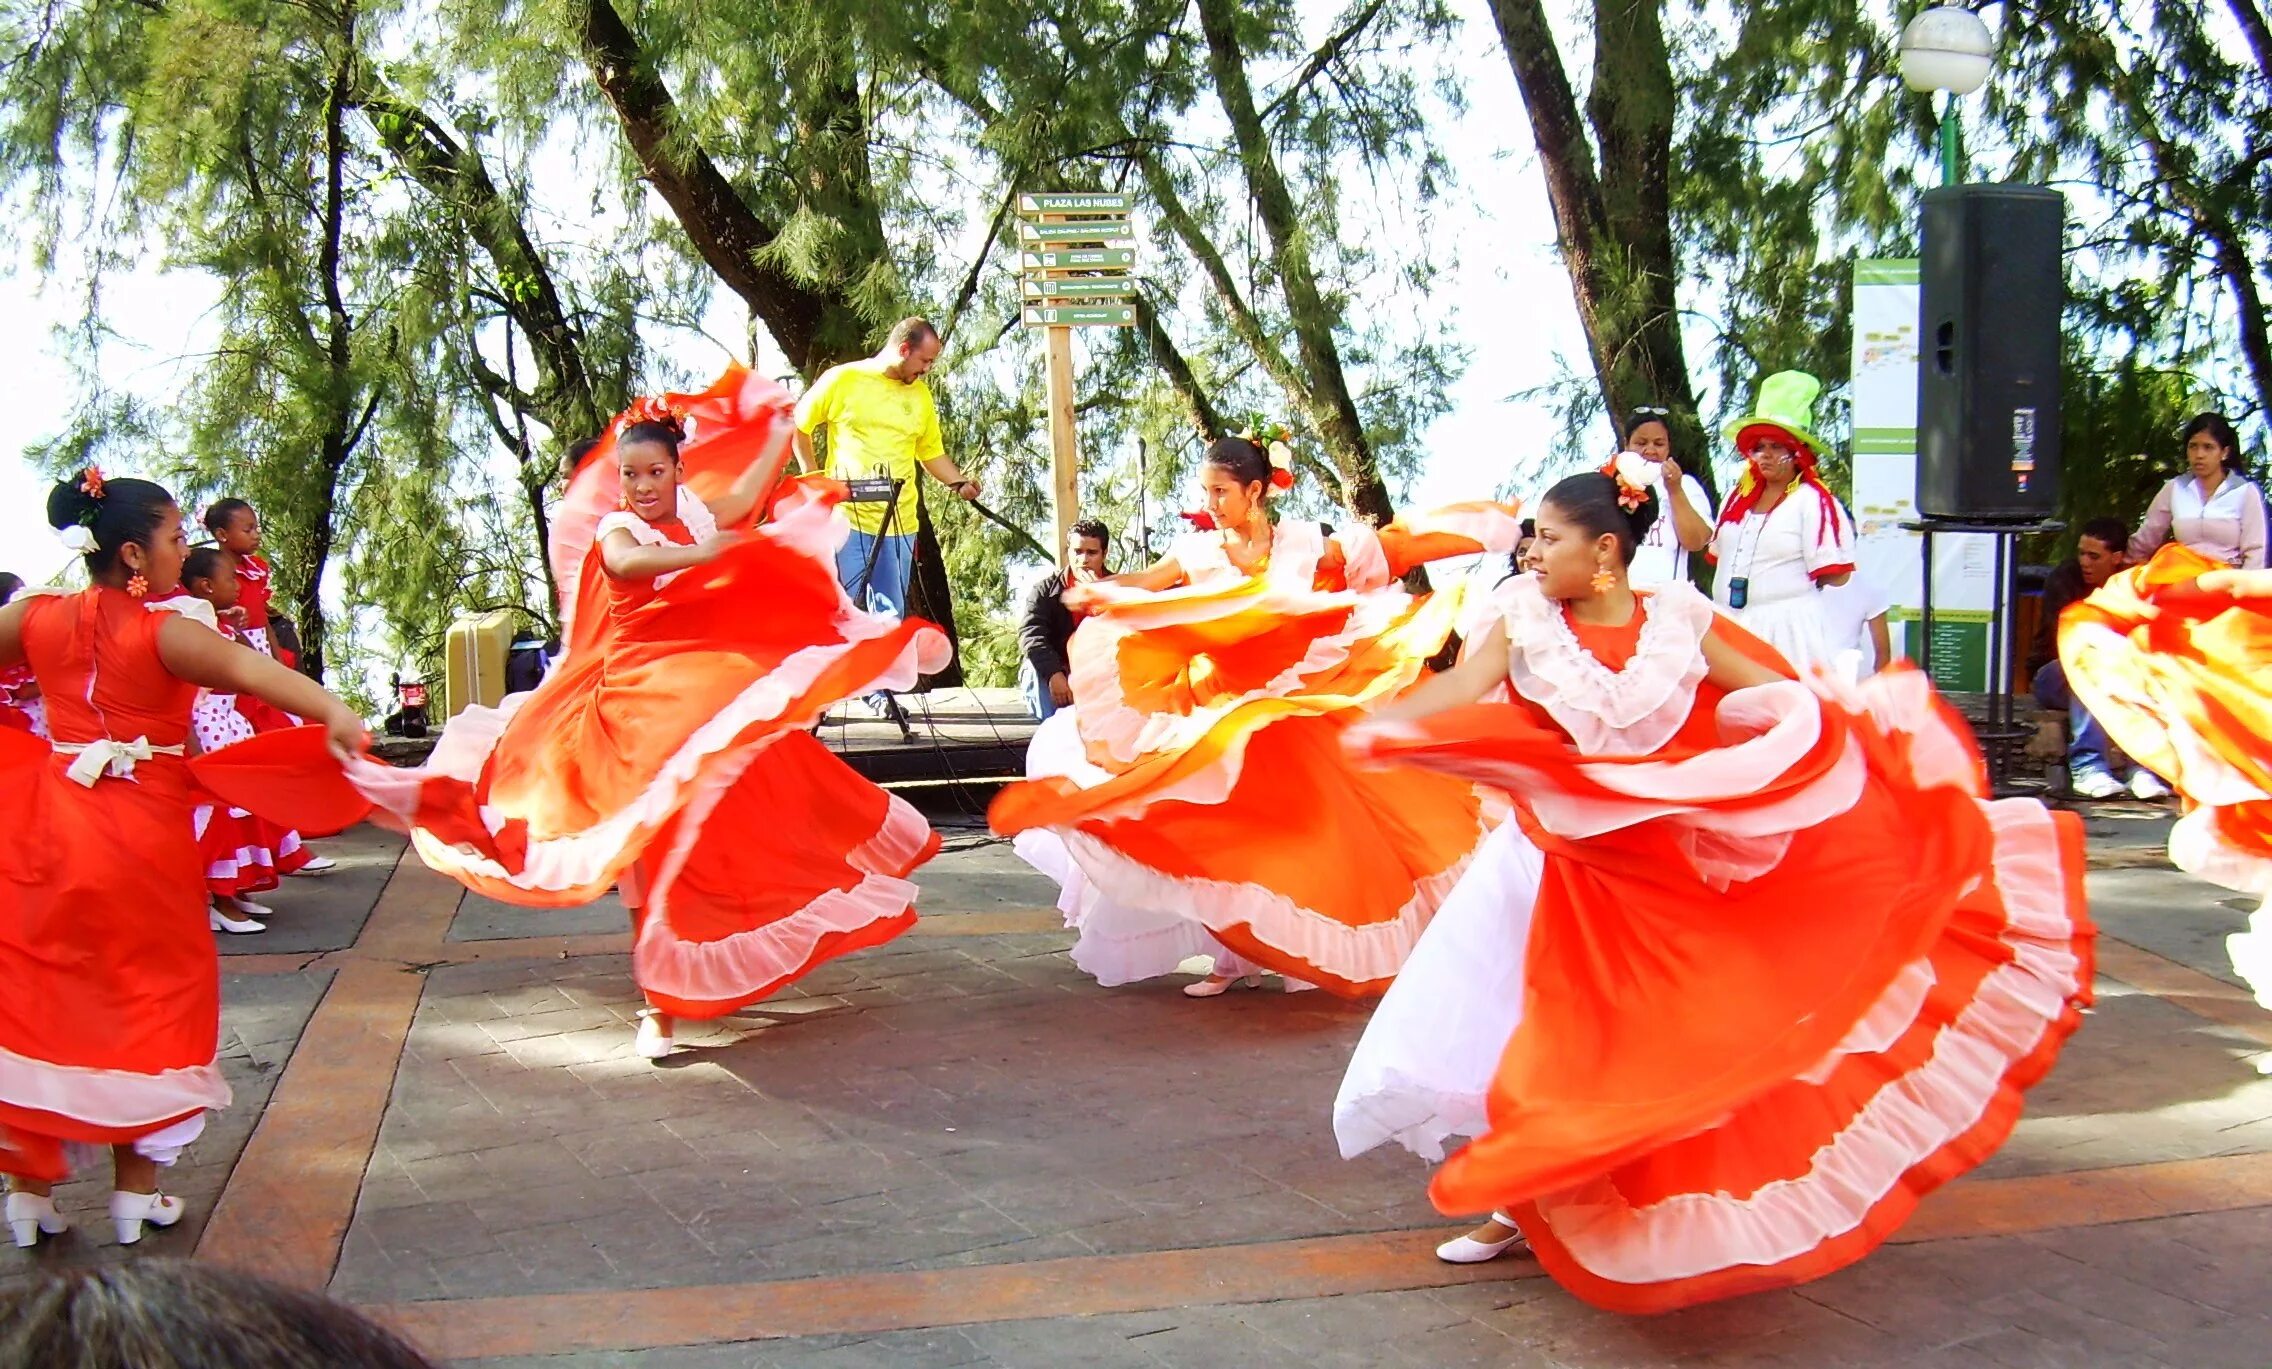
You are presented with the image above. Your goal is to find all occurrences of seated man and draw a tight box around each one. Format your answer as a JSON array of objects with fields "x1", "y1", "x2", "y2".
[
  {"x1": 2031, "y1": 516, "x2": 2170, "y2": 799},
  {"x1": 1019, "y1": 519, "x2": 1111, "y2": 721}
]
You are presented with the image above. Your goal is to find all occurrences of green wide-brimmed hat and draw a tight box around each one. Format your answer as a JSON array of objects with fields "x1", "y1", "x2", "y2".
[{"x1": 1722, "y1": 370, "x2": 1830, "y2": 458}]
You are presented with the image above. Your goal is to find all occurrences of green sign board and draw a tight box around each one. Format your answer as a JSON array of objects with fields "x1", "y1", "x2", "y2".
[
  {"x1": 1019, "y1": 192, "x2": 1132, "y2": 214},
  {"x1": 1023, "y1": 305, "x2": 1137, "y2": 328},
  {"x1": 1018, "y1": 220, "x2": 1132, "y2": 244},
  {"x1": 1022, "y1": 249, "x2": 1135, "y2": 270},
  {"x1": 1022, "y1": 277, "x2": 1137, "y2": 300}
]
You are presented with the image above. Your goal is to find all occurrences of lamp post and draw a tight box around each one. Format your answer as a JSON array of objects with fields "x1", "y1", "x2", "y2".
[{"x1": 1898, "y1": 7, "x2": 1995, "y2": 186}]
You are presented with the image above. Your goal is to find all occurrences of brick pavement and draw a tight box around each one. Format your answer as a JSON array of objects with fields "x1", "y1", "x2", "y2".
[{"x1": 6, "y1": 809, "x2": 2272, "y2": 1366}]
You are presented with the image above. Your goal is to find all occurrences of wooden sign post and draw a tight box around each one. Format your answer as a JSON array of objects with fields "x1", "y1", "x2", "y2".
[{"x1": 1016, "y1": 192, "x2": 1137, "y2": 567}]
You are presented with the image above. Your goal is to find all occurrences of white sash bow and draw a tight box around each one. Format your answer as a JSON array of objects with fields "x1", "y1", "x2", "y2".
[{"x1": 54, "y1": 737, "x2": 184, "y2": 787}]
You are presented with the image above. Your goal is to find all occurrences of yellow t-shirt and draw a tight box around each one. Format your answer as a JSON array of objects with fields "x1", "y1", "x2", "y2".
[{"x1": 794, "y1": 358, "x2": 945, "y2": 536}]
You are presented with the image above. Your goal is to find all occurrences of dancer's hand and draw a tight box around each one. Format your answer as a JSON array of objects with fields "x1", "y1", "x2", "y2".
[
  {"x1": 320, "y1": 700, "x2": 372, "y2": 765},
  {"x1": 1062, "y1": 581, "x2": 1101, "y2": 613},
  {"x1": 696, "y1": 528, "x2": 747, "y2": 563}
]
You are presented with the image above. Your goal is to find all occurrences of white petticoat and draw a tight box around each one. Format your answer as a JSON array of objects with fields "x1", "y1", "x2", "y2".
[
  {"x1": 1332, "y1": 818, "x2": 1546, "y2": 1162},
  {"x1": 1015, "y1": 710, "x2": 1269, "y2": 985},
  {"x1": 1724, "y1": 593, "x2": 1833, "y2": 672}
]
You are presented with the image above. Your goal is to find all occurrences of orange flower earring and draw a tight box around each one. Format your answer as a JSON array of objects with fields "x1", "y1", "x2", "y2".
[
  {"x1": 1590, "y1": 566, "x2": 1614, "y2": 595},
  {"x1": 126, "y1": 573, "x2": 149, "y2": 598}
]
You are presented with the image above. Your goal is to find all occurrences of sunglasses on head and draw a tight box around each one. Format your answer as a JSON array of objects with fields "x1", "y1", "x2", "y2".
[{"x1": 1629, "y1": 405, "x2": 1670, "y2": 416}]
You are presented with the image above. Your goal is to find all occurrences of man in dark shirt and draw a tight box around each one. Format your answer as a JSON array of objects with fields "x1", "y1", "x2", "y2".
[
  {"x1": 1019, "y1": 519, "x2": 1111, "y2": 720},
  {"x1": 2031, "y1": 517, "x2": 2167, "y2": 798}
]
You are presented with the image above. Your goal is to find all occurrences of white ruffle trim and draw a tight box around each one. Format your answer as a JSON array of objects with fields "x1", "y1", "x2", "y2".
[
  {"x1": 1496, "y1": 577, "x2": 1713, "y2": 758},
  {"x1": 0, "y1": 1043, "x2": 231, "y2": 1131}
]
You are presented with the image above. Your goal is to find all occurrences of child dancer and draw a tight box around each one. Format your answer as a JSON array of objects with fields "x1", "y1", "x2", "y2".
[
  {"x1": 198, "y1": 500, "x2": 333, "y2": 875},
  {"x1": 178, "y1": 547, "x2": 318, "y2": 934},
  {"x1": 1, "y1": 471, "x2": 365, "y2": 1249},
  {"x1": 341, "y1": 368, "x2": 951, "y2": 1059}
]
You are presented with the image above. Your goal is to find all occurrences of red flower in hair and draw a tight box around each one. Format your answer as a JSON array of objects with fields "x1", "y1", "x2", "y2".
[
  {"x1": 78, "y1": 467, "x2": 106, "y2": 501},
  {"x1": 624, "y1": 395, "x2": 688, "y2": 440}
]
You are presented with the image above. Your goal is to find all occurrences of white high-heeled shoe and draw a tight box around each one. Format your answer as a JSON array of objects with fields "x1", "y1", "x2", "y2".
[
  {"x1": 1183, "y1": 973, "x2": 1265, "y2": 999},
  {"x1": 292, "y1": 856, "x2": 338, "y2": 875},
  {"x1": 1436, "y1": 1213, "x2": 1528, "y2": 1264},
  {"x1": 210, "y1": 906, "x2": 266, "y2": 934},
  {"x1": 634, "y1": 1010, "x2": 674, "y2": 1060},
  {"x1": 228, "y1": 896, "x2": 274, "y2": 920},
  {"x1": 6, "y1": 1191, "x2": 68, "y2": 1248},
  {"x1": 109, "y1": 1189, "x2": 184, "y2": 1245}
]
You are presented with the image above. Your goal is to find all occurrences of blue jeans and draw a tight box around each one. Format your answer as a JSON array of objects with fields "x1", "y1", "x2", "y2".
[
  {"x1": 835, "y1": 529, "x2": 915, "y2": 619},
  {"x1": 836, "y1": 530, "x2": 916, "y2": 709},
  {"x1": 1019, "y1": 660, "x2": 1061, "y2": 722},
  {"x1": 2033, "y1": 661, "x2": 2117, "y2": 780}
]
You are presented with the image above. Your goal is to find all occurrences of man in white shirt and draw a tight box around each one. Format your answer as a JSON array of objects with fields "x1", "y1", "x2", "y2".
[{"x1": 1619, "y1": 406, "x2": 1715, "y2": 588}]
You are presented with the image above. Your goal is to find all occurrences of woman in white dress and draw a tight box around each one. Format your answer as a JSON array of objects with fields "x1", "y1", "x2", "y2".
[{"x1": 1706, "y1": 371, "x2": 1856, "y2": 668}]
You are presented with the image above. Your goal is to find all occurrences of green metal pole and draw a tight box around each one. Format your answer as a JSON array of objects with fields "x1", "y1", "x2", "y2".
[{"x1": 1940, "y1": 92, "x2": 1963, "y2": 186}]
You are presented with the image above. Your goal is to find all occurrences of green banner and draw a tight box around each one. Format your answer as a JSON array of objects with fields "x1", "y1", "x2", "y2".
[
  {"x1": 1853, "y1": 426, "x2": 1919, "y2": 454},
  {"x1": 1855, "y1": 259, "x2": 1922, "y2": 285}
]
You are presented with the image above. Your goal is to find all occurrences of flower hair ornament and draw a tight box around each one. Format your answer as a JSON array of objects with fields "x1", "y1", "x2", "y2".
[
  {"x1": 56, "y1": 467, "x2": 105, "y2": 553},
  {"x1": 1235, "y1": 420, "x2": 1296, "y2": 491},
  {"x1": 1603, "y1": 452, "x2": 1655, "y2": 513},
  {"x1": 623, "y1": 395, "x2": 690, "y2": 442}
]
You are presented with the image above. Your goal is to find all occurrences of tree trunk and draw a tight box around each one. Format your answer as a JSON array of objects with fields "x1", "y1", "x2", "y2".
[
  {"x1": 571, "y1": 0, "x2": 868, "y2": 373},
  {"x1": 347, "y1": 64, "x2": 615, "y2": 440},
  {"x1": 1192, "y1": 0, "x2": 1394, "y2": 525},
  {"x1": 299, "y1": 26, "x2": 361, "y2": 682},
  {"x1": 1486, "y1": 0, "x2": 1712, "y2": 499}
]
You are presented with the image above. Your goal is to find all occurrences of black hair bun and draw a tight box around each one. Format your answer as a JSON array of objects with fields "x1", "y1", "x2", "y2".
[{"x1": 46, "y1": 478, "x2": 100, "y2": 534}]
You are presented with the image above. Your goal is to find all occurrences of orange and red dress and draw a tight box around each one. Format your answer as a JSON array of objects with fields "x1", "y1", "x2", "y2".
[
  {"x1": 0, "y1": 664, "x2": 45, "y2": 739},
  {"x1": 2059, "y1": 543, "x2": 2272, "y2": 1002},
  {"x1": 989, "y1": 507, "x2": 1521, "y2": 998},
  {"x1": 1336, "y1": 576, "x2": 2093, "y2": 1312},
  {"x1": 0, "y1": 592, "x2": 236, "y2": 1181},
  {"x1": 340, "y1": 367, "x2": 951, "y2": 1019},
  {"x1": 185, "y1": 617, "x2": 314, "y2": 898}
]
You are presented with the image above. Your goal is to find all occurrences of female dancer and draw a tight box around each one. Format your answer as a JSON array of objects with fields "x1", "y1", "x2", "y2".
[
  {"x1": 1334, "y1": 468, "x2": 2093, "y2": 1312},
  {"x1": 1, "y1": 472, "x2": 364, "y2": 1248},
  {"x1": 2061, "y1": 544, "x2": 2272, "y2": 1005},
  {"x1": 339, "y1": 367, "x2": 950, "y2": 1059},
  {"x1": 991, "y1": 432, "x2": 1520, "y2": 999},
  {"x1": 177, "y1": 547, "x2": 319, "y2": 934},
  {"x1": 1707, "y1": 371, "x2": 1856, "y2": 668}
]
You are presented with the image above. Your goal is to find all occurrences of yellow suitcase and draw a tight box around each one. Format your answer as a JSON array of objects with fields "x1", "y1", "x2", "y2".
[{"x1": 442, "y1": 609, "x2": 515, "y2": 720}]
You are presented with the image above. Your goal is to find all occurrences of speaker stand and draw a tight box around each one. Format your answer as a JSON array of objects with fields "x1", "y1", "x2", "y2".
[{"x1": 1900, "y1": 517, "x2": 2064, "y2": 797}]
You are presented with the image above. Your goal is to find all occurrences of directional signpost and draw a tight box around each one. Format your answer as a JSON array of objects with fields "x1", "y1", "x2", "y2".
[{"x1": 1017, "y1": 191, "x2": 1137, "y2": 565}]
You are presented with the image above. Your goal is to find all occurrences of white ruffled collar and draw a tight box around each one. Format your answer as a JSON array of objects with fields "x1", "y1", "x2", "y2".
[
  {"x1": 595, "y1": 488, "x2": 719, "y2": 587},
  {"x1": 1493, "y1": 574, "x2": 1714, "y2": 757}
]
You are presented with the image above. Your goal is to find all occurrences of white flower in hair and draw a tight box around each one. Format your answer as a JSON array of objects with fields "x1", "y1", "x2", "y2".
[
  {"x1": 1612, "y1": 450, "x2": 1657, "y2": 489},
  {"x1": 1267, "y1": 440, "x2": 1293, "y2": 472},
  {"x1": 56, "y1": 525, "x2": 97, "y2": 553}
]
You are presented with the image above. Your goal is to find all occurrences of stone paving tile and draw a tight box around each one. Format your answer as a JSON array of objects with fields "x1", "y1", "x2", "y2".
[
  {"x1": 213, "y1": 826, "x2": 403, "y2": 958},
  {"x1": 2086, "y1": 865, "x2": 2254, "y2": 989},
  {"x1": 451, "y1": 890, "x2": 629, "y2": 943},
  {"x1": 0, "y1": 970, "x2": 331, "y2": 1290},
  {"x1": 446, "y1": 1215, "x2": 2272, "y2": 1368},
  {"x1": 337, "y1": 835, "x2": 2272, "y2": 1309},
  {"x1": 1969, "y1": 980, "x2": 2272, "y2": 1179}
]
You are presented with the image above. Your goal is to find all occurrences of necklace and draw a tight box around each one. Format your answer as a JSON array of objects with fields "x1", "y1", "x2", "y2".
[{"x1": 1222, "y1": 523, "x2": 1272, "y2": 575}]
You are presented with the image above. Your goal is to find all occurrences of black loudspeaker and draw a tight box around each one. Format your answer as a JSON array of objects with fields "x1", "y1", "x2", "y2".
[{"x1": 1916, "y1": 185, "x2": 2065, "y2": 520}]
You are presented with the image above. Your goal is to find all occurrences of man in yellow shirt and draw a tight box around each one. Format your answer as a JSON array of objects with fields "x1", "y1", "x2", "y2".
[{"x1": 792, "y1": 317, "x2": 981, "y2": 625}]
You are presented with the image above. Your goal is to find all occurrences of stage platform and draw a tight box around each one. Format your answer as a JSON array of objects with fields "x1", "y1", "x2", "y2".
[{"x1": 815, "y1": 685, "x2": 1039, "y2": 791}]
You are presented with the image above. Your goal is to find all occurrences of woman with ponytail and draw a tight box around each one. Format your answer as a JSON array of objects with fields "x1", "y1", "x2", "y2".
[
  {"x1": 1707, "y1": 371, "x2": 1857, "y2": 669},
  {"x1": 991, "y1": 427, "x2": 1524, "y2": 1000},
  {"x1": 0, "y1": 471, "x2": 364, "y2": 1250},
  {"x1": 1332, "y1": 464, "x2": 2090, "y2": 1312}
]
